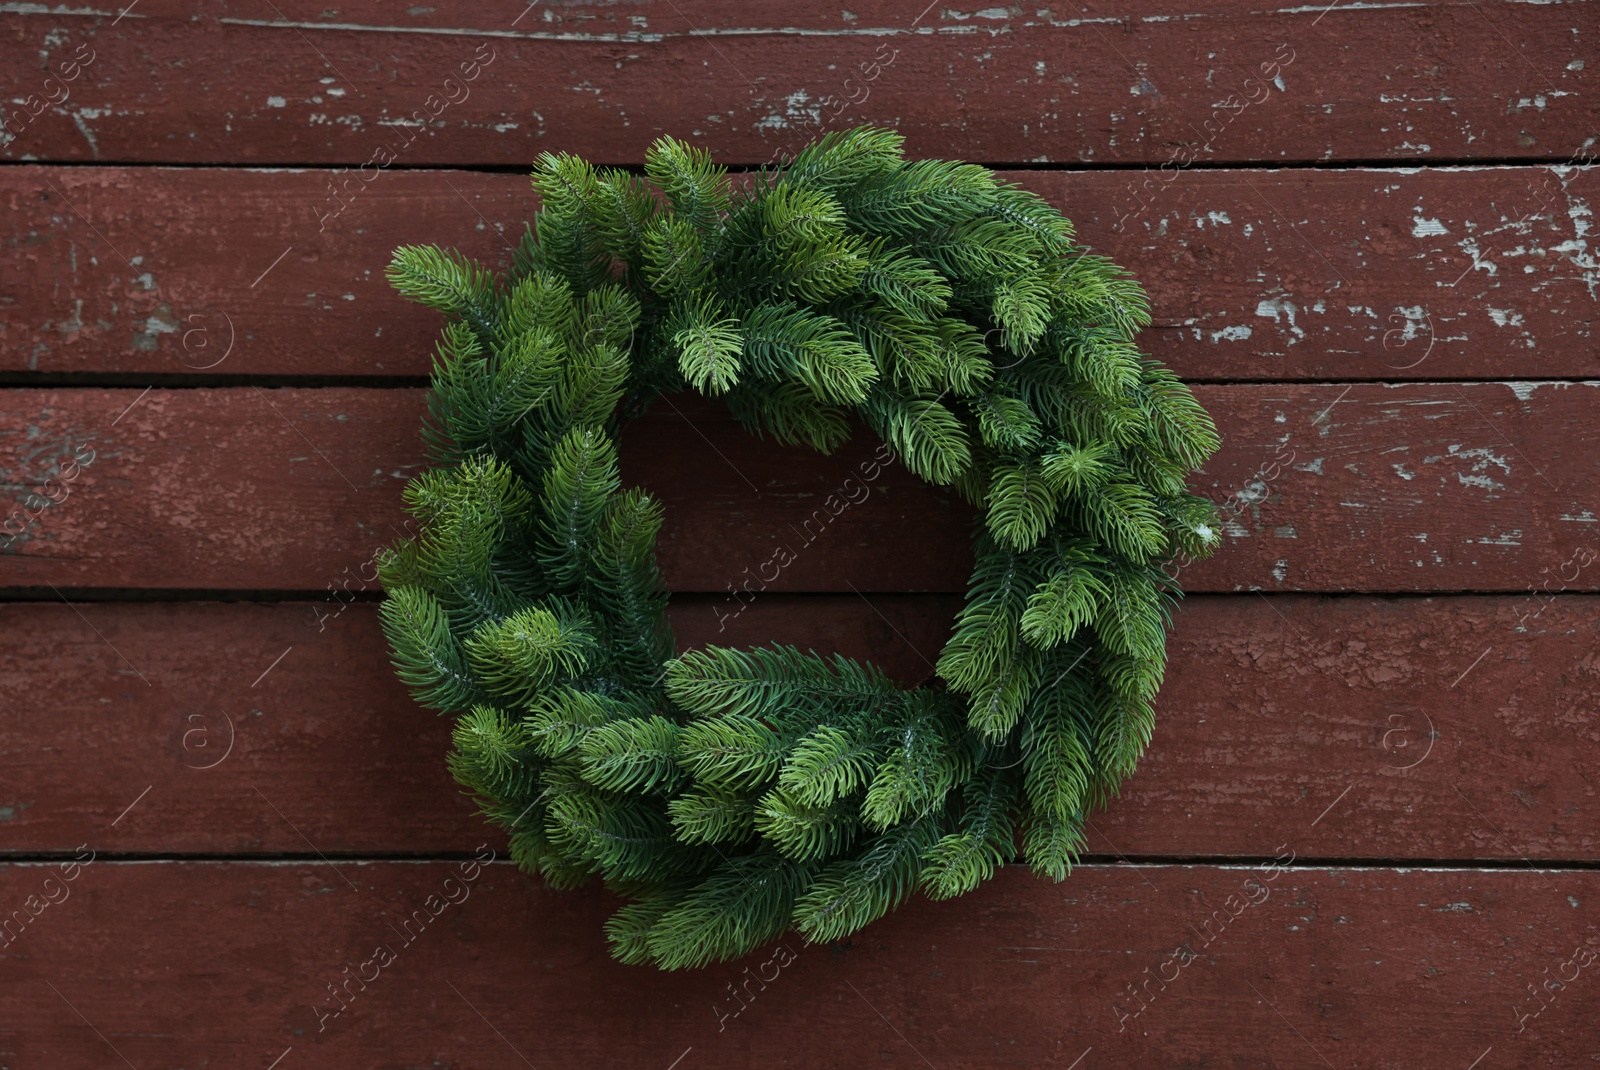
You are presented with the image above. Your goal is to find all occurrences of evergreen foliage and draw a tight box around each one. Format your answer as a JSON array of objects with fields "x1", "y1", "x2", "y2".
[{"x1": 381, "y1": 126, "x2": 1221, "y2": 970}]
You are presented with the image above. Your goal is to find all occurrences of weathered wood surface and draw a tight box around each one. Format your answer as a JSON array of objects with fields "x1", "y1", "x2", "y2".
[
  {"x1": 1, "y1": 1, "x2": 1589, "y2": 167},
  {"x1": 3, "y1": 4, "x2": 1596, "y2": 1065},
  {"x1": 6, "y1": 164, "x2": 1599, "y2": 382},
  {"x1": 1, "y1": 384, "x2": 1595, "y2": 593},
  {"x1": 5, "y1": 595, "x2": 1595, "y2": 862},
  {"x1": 2, "y1": 859, "x2": 1593, "y2": 1068}
]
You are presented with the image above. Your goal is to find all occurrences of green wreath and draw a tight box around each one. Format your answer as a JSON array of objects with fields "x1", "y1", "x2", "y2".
[{"x1": 377, "y1": 126, "x2": 1221, "y2": 969}]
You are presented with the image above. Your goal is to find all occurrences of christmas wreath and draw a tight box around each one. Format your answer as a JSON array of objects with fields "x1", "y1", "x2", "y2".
[{"x1": 377, "y1": 127, "x2": 1221, "y2": 969}]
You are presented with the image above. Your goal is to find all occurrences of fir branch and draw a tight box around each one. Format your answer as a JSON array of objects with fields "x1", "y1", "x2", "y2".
[{"x1": 387, "y1": 245, "x2": 501, "y2": 343}]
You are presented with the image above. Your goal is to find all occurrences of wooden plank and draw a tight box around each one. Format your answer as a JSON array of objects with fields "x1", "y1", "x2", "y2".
[
  {"x1": 0, "y1": 595, "x2": 956, "y2": 857},
  {"x1": 1, "y1": 383, "x2": 1596, "y2": 593},
  {"x1": 2, "y1": 859, "x2": 1593, "y2": 1067},
  {"x1": 5, "y1": 595, "x2": 1596, "y2": 862},
  {"x1": 1037, "y1": 164, "x2": 1600, "y2": 383},
  {"x1": 1, "y1": 2, "x2": 1589, "y2": 166},
  {"x1": 6, "y1": 164, "x2": 1600, "y2": 381}
]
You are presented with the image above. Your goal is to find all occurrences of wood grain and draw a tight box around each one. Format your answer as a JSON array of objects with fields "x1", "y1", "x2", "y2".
[
  {"x1": 4, "y1": 595, "x2": 1594, "y2": 862},
  {"x1": 1, "y1": 384, "x2": 1595, "y2": 593},
  {"x1": 2, "y1": 859, "x2": 1593, "y2": 1068},
  {"x1": 6, "y1": 164, "x2": 1599, "y2": 382},
  {"x1": 0, "y1": 595, "x2": 957, "y2": 857},
  {"x1": 1, "y1": 1, "x2": 1589, "y2": 166},
  {"x1": 3, "y1": 3, "x2": 1595, "y2": 1065}
]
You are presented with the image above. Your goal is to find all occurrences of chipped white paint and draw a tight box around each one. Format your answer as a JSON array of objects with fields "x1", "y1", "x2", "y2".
[
  {"x1": 1271, "y1": 560, "x2": 1288, "y2": 583},
  {"x1": 1486, "y1": 307, "x2": 1525, "y2": 328},
  {"x1": 0, "y1": 3, "x2": 124, "y2": 13},
  {"x1": 1504, "y1": 381, "x2": 1542, "y2": 401},
  {"x1": 1510, "y1": 93, "x2": 1574, "y2": 111},
  {"x1": 1209, "y1": 325, "x2": 1252, "y2": 342},
  {"x1": 1379, "y1": 92, "x2": 1456, "y2": 104},
  {"x1": 1456, "y1": 471, "x2": 1503, "y2": 492},
  {"x1": 1453, "y1": 236, "x2": 1496, "y2": 279},
  {"x1": 1254, "y1": 296, "x2": 1304, "y2": 341},
  {"x1": 755, "y1": 89, "x2": 820, "y2": 132},
  {"x1": 1550, "y1": 191, "x2": 1598, "y2": 299},
  {"x1": 1384, "y1": 305, "x2": 1431, "y2": 351},
  {"x1": 1440, "y1": 444, "x2": 1512, "y2": 494},
  {"x1": 1411, "y1": 216, "x2": 1448, "y2": 238},
  {"x1": 1447, "y1": 445, "x2": 1512, "y2": 473},
  {"x1": 267, "y1": 96, "x2": 286, "y2": 108},
  {"x1": 1393, "y1": 464, "x2": 1415, "y2": 480},
  {"x1": 942, "y1": 6, "x2": 1015, "y2": 19},
  {"x1": 1559, "y1": 511, "x2": 1597, "y2": 524},
  {"x1": 1236, "y1": 480, "x2": 1269, "y2": 506}
]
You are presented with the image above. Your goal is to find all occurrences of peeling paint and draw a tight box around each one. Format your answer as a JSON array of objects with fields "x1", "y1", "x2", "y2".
[
  {"x1": 131, "y1": 305, "x2": 179, "y2": 352},
  {"x1": 1254, "y1": 296, "x2": 1304, "y2": 342},
  {"x1": 1209, "y1": 325, "x2": 1252, "y2": 343},
  {"x1": 1456, "y1": 471, "x2": 1504, "y2": 492},
  {"x1": 1446, "y1": 444, "x2": 1512, "y2": 478}
]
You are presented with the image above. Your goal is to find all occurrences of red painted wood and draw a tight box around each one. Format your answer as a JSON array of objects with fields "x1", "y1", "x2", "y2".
[
  {"x1": 3, "y1": 4, "x2": 1594, "y2": 1065},
  {"x1": 1, "y1": 2, "x2": 1589, "y2": 166},
  {"x1": 5, "y1": 164, "x2": 1598, "y2": 381},
  {"x1": 0, "y1": 594, "x2": 955, "y2": 857},
  {"x1": 2, "y1": 859, "x2": 1593, "y2": 1067},
  {"x1": 5, "y1": 595, "x2": 1595, "y2": 862},
  {"x1": 1034, "y1": 164, "x2": 1600, "y2": 383},
  {"x1": 0, "y1": 384, "x2": 1595, "y2": 593}
]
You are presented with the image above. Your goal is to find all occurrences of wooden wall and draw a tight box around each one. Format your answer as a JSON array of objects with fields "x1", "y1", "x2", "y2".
[{"x1": 2, "y1": 3, "x2": 1596, "y2": 1067}]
